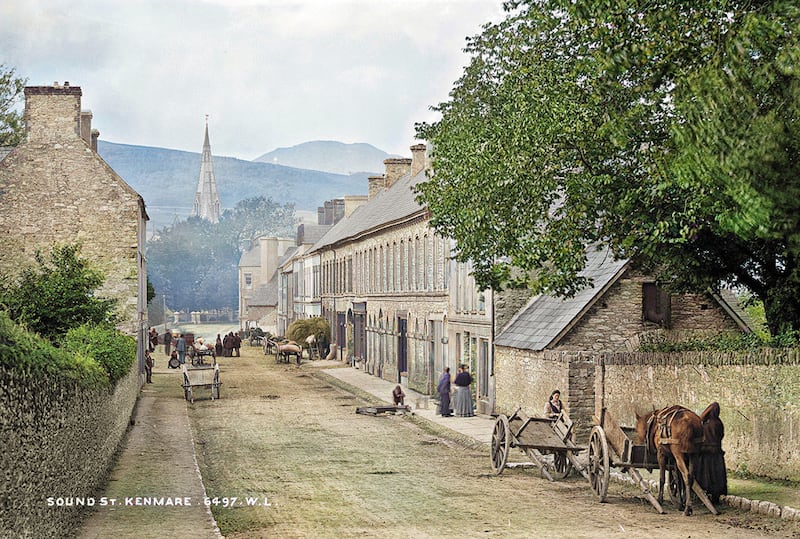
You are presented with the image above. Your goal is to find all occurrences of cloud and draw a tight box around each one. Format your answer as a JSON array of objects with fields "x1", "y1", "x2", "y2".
[{"x1": 1, "y1": 0, "x2": 505, "y2": 158}]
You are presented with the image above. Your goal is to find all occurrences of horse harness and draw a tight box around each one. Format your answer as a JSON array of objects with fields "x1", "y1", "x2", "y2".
[{"x1": 645, "y1": 405, "x2": 704, "y2": 450}]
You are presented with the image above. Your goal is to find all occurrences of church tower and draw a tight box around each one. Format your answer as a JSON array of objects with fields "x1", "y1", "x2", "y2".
[{"x1": 191, "y1": 116, "x2": 221, "y2": 223}]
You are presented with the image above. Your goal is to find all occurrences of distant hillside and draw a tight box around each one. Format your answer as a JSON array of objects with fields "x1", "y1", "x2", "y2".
[
  {"x1": 97, "y1": 141, "x2": 369, "y2": 234},
  {"x1": 253, "y1": 140, "x2": 395, "y2": 175}
]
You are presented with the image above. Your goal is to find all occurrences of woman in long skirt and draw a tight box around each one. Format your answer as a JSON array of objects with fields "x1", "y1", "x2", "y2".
[
  {"x1": 453, "y1": 365, "x2": 474, "y2": 417},
  {"x1": 437, "y1": 367, "x2": 452, "y2": 416}
]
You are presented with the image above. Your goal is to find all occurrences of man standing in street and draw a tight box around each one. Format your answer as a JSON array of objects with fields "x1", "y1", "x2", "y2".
[
  {"x1": 164, "y1": 329, "x2": 173, "y2": 357},
  {"x1": 176, "y1": 333, "x2": 187, "y2": 365}
]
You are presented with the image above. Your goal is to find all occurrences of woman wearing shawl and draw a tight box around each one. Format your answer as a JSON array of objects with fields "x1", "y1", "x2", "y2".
[
  {"x1": 697, "y1": 402, "x2": 727, "y2": 503},
  {"x1": 453, "y1": 365, "x2": 474, "y2": 417},
  {"x1": 437, "y1": 367, "x2": 452, "y2": 417},
  {"x1": 544, "y1": 389, "x2": 562, "y2": 419}
]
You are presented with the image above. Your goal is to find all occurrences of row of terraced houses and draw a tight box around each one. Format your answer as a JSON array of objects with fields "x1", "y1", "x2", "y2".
[{"x1": 238, "y1": 143, "x2": 752, "y2": 426}]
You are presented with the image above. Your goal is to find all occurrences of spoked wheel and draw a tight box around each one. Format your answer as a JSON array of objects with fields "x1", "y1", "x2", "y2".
[
  {"x1": 211, "y1": 370, "x2": 220, "y2": 400},
  {"x1": 588, "y1": 426, "x2": 610, "y2": 502},
  {"x1": 490, "y1": 415, "x2": 511, "y2": 475},
  {"x1": 551, "y1": 451, "x2": 573, "y2": 479},
  {"x1": 668, "y1": 468, "x2": 687, "y2": 510}
]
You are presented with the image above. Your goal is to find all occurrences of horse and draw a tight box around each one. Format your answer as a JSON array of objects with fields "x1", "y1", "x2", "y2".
[
  {"x1": 636, "y1": 405, "x2": 703, "y2": 515},
  {"x1": 266, "y1": 338, "x2": 302, "y2": 365}
]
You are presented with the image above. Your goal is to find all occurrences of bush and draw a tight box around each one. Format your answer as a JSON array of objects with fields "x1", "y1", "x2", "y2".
[
  {"x1": 0, "y1": 311, "x2": 108, "y2": 387},
  {"x1": 64, "y1": 324, "x2": 136, "y2": 385},
  {"x1": 639, "y1": 330, "x2": 800, "y2": 352},
  {"x1": 0, "y1": 244, "x2": 118, "y2": 342}
]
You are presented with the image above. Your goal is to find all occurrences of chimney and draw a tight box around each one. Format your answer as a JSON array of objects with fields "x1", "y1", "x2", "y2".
[
  {"x1": 260, "y1": 237, "x2": 277, "y2": 280},
  {"x1": 383, "y1": 157, "x2": 412, "y2": 189},
  {"x1": 332, "y1": 198, "x2": 345, "y2": 224},
  {"x1": 91, "y1": 128, "x2": 100, "y2": 152},
  {"x1": 317, "y1": 206, "x2": 326, "y2": 225},
  {"x1": 80, "y1": 110, "x2": 93, "y2": 145},
  {"x1": 24, "y1": 83, "x2": 83, "y2": 144},
  {"x1": 368, "y1": 175, "x2": 385, "y2": 199},
  {"x1": 410, "y1": 143, "x2": 427, "y2": 176},
  {"x1": 324, "y1": 200, "x2": 334, "y2": 224},
  {"x1": 343, "y1": 195, "x2": 368, "y2": 218}
]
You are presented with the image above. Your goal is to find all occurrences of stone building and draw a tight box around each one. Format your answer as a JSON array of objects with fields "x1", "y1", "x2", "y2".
[
  {"x1": 493, "y1": 246, "x2": 752, "y2": 439},
  {"x1": 238, "y1": 237, "x2": 295, "y2": 334},
  {"x1": 307, "y1": 145, "x2": 493, "y2": 400},
  {"x1": 0, "y1": 83, "x2": 148, "y2": 347},
  {"x1": 191, "y1": 117, "x2": 221, "y2": 223}
]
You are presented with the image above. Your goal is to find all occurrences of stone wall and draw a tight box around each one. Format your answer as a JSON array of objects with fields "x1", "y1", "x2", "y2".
[
  {"x1": 555, "y1": 274, "x2": 741, "y2": 352},
  {"x1": 600, "y1": 350, "x2": 800, "y2": 481},
  {"x1": 495, "y1": 346, "x2": 800, "y2": 481},
  {"x1": 0, "y1": 362, "x2": 141, "y2": 538}
]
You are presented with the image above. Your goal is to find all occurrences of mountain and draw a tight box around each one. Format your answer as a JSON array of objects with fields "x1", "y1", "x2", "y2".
[
  {"x1": 97, "y1": 141, "x2": 370, "y2": 234},
  {"x1": 253, "y1": 140, "x2": 395, "y2": 175}
]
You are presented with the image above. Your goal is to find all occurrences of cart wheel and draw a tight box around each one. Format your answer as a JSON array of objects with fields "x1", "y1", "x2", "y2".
[
  {"x1": 212, "y1": 370, "x2": 220, "y2": 400},
  {"x1": 668, "y1": 468, "x2": 687, "y2": 510},
  {"x1": 588, "y1": 426, "x2": 610, "y2": 502},
  {"x1": 491, "y1": 415, "x2": 511, "y2": 475},
  {"x1": 551, "y1": 451, "x2": 573, "y2": 480}
]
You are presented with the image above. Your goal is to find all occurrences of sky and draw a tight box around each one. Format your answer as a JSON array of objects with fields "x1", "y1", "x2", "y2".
[{"x1": 1, "y1": 0, "x2": 506, "y2": 160}]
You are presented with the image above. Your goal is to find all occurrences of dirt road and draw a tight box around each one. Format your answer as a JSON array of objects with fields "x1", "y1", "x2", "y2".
[{"x1": 186, "y1": 347, "x2": 799, "y2": 538}]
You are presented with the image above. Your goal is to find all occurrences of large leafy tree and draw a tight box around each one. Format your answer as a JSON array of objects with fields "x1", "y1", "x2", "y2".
[
  {"x1": 415, "y1": 0, "x2": 800, "y2": 334},
  {"x1": 147, "y1": 196, "x2": 296, "y2": 312},
  {"x1": 0, "y1": 64, "x2": 26, "y2": 146}
]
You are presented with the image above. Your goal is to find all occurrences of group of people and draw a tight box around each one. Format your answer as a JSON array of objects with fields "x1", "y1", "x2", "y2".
[
  {"x1": 436, "y1": 364, "x2": 475, "y2": 417},
  {"x1": 219, "y1": 332, "x2": 242, "y2": 357}
]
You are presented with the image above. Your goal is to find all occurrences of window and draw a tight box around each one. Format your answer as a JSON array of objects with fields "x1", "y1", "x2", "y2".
[
  {"x1": 244, "y1": 272, "x2": 252, "y2": 289},
  {"x1": 642, "y1": 283, "x2": 671, "y2": 327}
]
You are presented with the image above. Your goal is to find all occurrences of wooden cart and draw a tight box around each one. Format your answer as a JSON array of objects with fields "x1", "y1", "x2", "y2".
[
  {"x1": 587, "y1": 408, "x2": 719, "y2": 514},
  {"x1": 490, "y1": 408, "x2": 587, "y2": 481},
  {"x1": 181, "y1": 363, "x2": 221, "y2": 404}
]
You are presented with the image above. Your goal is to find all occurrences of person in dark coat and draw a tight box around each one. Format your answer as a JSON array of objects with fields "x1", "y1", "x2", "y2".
[
  {"x1": 437, "y1": 367, "x2": 452, "y2": 417},
  {"x1": 163, "y1": 330, "x2": 173, "y2": 357},
  {"x1": 233, "y1": 332, "x2": 242, "y2": 357},
  {"x1": 148, "y1": 327, "x2": 158, "y2": 352},
  {"x1": 697, "y1": 402, "x2": 728, "y2": 503},
  {"x1": 215, "y1": 334, "x2": 223, "y2": 357},
  {"x1": 223, "y1": 333, "x2": 233, "y2": 357},
  {"x1": 144, "y1": 350, "x2": 154, "y2": 383}
]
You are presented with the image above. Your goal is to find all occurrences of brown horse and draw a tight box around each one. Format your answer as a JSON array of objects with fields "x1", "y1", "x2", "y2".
[{"x1": 636, "y1": 405, "x2": 703, "y2": 515}]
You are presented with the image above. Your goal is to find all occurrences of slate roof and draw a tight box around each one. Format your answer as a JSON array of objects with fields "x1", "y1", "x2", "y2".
[
  {"x1": 495, "y1": 247, "x2": 629, "y2": 351},
  {"x1": 311, "y1": 169, "x2": 426, "y2": 250},
  {"x1": 299, "y1": 224, "x2": 331, "y2": 246}
]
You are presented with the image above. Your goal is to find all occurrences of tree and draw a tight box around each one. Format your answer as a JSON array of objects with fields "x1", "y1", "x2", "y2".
[
  {"x1": 0, "y1": 244, "x2": 118, "y2": 341},
  {"x1": 147, "y1": 197, "x2": 296, "y2": 312},
  {"x1": 0, "y1": 64, "x2": 26, "y2": 146},
  {"x1": 415, "y1": 1, "x2": 800, "y2": 334}
]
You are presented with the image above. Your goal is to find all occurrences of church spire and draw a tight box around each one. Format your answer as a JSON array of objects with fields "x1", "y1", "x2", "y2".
[{"x1": 191, "y1": 115, "x2": 221, "y2": 223}]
